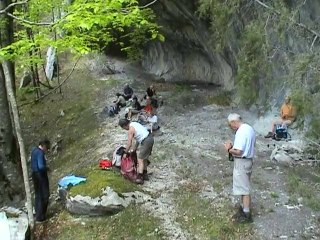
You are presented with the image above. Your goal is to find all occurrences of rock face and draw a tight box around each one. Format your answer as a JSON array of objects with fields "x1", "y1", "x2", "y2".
[
  {"x1": 0, "y1": 207, "x2": 29, "y2": 240},
  {"x1": 59, "y1": 187, "x2": 129, "y2": 216},
  {"x1": 142, "y1": 0, "x2": 233, "y2": 89},
  {"x1": 141, "y1": 0, "x2": 320, "y2": 116}
]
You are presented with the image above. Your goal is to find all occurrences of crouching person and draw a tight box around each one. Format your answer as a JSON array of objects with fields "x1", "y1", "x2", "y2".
[{"x1": 119, "y1": 119, "x2": 154, "y2": 184}]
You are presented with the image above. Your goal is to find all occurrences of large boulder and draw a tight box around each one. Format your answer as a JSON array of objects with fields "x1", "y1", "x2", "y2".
[
  {"x1": 0, "y1": 207, "x2": 29, "y2": 240},
  {"x1": 59, "y1": 187, "x2": 130, "y2": 216}
]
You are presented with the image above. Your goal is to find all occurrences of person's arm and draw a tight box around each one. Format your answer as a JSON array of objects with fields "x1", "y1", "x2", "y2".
[
  {"x1": 125, "y1": 126, "x2": 135, "y2": 153},
  {"x1": 36, "y1": 150, "x2": 47, "y2": 171},
  {"x1": 280, "y1": 104, "x2": 285, "y2": 118},
  {"x1": 228, "y1": 148, "x2": 243, "y2": 157}
]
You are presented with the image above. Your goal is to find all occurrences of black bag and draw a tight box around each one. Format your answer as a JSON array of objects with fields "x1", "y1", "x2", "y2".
[
  {"x1": 107, "y1": 105, "x2": 119, "y2": 117},
  {"x1": 273, "y1": 125, "x2": 289, "y2": 141}
]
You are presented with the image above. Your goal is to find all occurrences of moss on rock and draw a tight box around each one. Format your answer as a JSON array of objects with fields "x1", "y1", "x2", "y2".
[{"x1": 69, "y1": 167, "x2": 139, "y2": 198}]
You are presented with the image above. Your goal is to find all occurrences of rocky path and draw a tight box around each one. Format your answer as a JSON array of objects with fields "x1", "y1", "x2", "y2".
[
  {"x1": 94, "y1": 59, "x2": 320, "y2": 239},
  {"x1": 129, "y1": 102, "x2": 319, "y2": 239}
]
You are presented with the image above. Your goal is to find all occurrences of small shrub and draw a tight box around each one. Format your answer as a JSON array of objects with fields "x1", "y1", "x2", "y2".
[{"x1": 207, "y1": 91, "x2": 231, "y2": 106}]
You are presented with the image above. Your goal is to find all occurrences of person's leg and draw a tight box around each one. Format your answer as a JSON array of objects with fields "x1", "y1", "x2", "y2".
[
  {"x1": 39, "y1": 172, "x2": 50, "y2": 221},
  {"x1": 283, "y1": 120, "x2": 292, "y2": 126},
  {"x1": 242, "y1": 195, "x2": 251, "y2": 212},
  {"x1": 271, "y1": 118, "x2": 283, "y2": 133},
  {"x1": 32, "y1": 172, "x2": 42, "y2": 221},
  {"x1": 137, "y1": 159, "x2": 144, "y2": 174},
  {"x1": 138, "y1": 135, "x2": 154, "y2": 181}
]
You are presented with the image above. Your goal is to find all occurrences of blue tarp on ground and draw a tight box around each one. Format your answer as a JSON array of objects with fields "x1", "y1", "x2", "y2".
[{"x1": 58, "y1": 175, "x2": 86, "y2": 189}]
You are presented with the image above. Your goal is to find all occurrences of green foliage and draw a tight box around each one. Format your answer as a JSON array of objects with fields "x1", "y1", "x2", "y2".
[
  {"x1": 236, "y1": 20, "x2": 269, "y2": 106},
  {"x1": 173, "y1": 185, "x2": 253, "y2": 239},
  {"x1": 70, "y1": 167, "x2": 139, "y2": 197},
  {"x1": 197, "y1": 0, "x2": 240, "y2": 50},
  {"x1": 49, "y1": 207, "x2": 166, "y2": 239},
  {"x1": 207, "y1": 91, "x2": 231, "y2": 106},
  {"x1": 0, "y1": 0, "x2": 163, "y2": 65},
  {"x1": 286, "y1": 171, "x2": 320, "y2": 211}
]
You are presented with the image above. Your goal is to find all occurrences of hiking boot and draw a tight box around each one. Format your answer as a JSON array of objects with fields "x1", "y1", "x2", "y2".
[
  {"x1": 135, "y1": 174, "x2": 144, "y2": 184},
  {"x1": 264, "y1": 132, "x2": 274, "y2": 138},
  {"x1": 143, "y1": 170, "x2": 149, "y2": 181},
  {"x1": 235, "y1": 212, "x2": 253, "y2": 224},
  {"x1": 232, "y1": 206, "x2": 244, "y2": 220}
]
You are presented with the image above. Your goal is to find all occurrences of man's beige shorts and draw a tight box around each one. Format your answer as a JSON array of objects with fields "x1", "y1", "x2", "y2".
[{"x1": 233, "y1": 158, "x2": 253, "y2": 195}]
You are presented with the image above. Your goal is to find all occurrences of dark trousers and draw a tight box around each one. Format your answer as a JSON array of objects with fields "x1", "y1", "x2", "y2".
[{"x1": 32, "y1": 171, "x2": 49, "y2": 221}]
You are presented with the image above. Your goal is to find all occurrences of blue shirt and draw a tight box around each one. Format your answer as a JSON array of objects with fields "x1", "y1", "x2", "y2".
[{"x1": 31, "y1": 147, "x2": 47, "y2": 172}]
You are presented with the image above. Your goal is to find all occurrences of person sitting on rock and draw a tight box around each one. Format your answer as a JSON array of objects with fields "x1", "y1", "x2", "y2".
[
  {"x1": 265, "y1": 96, "x2": 296, "y2": 138},
  {"x1": 113, "y1": 93, "x2": 126, "y2": 109},
  {"x1": 142, "y1": 96, "x2": 153, "y2": 114},
  {"x1": 138, "y1": 108, "x2": 160, "y2": 133},
  {"x1": 147, "y1": 85, "x2": 156, "y2": 98},
  {"x1": 123, "y1": 83, "x2": 133, "y2": 100},
  {"x1": 142, "y1": 84, "x2": 163, "y2": 106},
  {"x1": 125, "y1": 95, "x2": 142, "y2": 120}
]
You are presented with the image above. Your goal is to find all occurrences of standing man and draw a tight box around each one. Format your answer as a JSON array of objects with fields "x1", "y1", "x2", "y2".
[
  {"x1": 224, "y1": 113, "x2": 256, "y2": 223},
  {"x1": 31, "y1": 139, "x2": 51, "y2": 222},
  {"x1": 119, "y1": 119, "x2": 154, "y2": 184}
]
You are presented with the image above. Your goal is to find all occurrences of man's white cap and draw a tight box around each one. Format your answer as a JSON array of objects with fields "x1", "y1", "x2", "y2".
[{"x1": 227, "y1": 113, "x2": 241, "y2": 122}]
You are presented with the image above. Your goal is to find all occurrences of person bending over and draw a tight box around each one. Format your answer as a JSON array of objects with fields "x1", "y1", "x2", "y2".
[{"x1": 119, "y1": 119, "x2": 154, "y2": 184}]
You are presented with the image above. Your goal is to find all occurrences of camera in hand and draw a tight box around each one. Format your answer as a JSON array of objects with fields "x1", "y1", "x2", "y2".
[{"x1": 228, "y1": 152, "x2": 234, "y2": 161}]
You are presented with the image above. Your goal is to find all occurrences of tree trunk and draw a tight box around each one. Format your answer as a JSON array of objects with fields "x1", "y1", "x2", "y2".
[
  {"x1": 0, "y1": 0, "x2": 24, "y2": 205},
  {"x1": 0, "y1": 0, "x2": 15, "y2": 91},
  {"x1": 0, "y1": 63, "x2": 24, "y2": 204},
  {"x1": 3, "y1": 61, "x2": 35, "y2": 230}
]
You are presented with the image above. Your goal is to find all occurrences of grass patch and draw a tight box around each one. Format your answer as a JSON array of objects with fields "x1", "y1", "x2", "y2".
[
  {"x1": 207, "y1": 91, "x2": 231, "y2": 106},
  {"x1": 47, "y1": 206, "x2": 165, "y2": 240},
  {"x1": 69, "y1": 167, "x2": 139, "y2": 197},
  {"x1": 270, "y1": 192, "x2": 279, "y2": 199},
  {"x1": 286, "y1": 171, "x2": 320, "y2": 210},
  {"x1": 173, "y1": 187, "x2": 253, "y2": 239}
]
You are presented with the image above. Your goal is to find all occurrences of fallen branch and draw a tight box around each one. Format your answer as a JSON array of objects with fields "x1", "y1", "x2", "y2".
[
  {"x1": 19, "y1": 57, "x2": 81, "y2": 107},
  {"x1": 140, "y1": 0, "x2": 158, "y2": 9}
]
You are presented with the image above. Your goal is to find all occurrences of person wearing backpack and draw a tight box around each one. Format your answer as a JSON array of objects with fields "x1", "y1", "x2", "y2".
[{"x1": 119, "y1": 119, "x2": 154, "y2": 184}]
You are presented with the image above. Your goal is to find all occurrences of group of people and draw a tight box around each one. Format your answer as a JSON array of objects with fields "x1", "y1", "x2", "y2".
[
  {"x1": 114, "y1": 83, "x2": 161, "y2": 133},
  {"x1": 30, "y1": 91, "x2": 296, "y2": 225},
  {"x1": 224, "y1": 95, "x2": 297, "y2": 224},
  {"x1": 117, "y1": 83, "x2": 162, "y2": 184}
]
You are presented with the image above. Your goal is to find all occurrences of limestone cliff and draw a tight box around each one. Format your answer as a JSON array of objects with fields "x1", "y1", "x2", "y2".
[
  {"x1": 141, "y1": 0, "x2": 234, "y2": 89},
  {"x1": 142, "y1": 0, "x2": 320, "y2": 115}
]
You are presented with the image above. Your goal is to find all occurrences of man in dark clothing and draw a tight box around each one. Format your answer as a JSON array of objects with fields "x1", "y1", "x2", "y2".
[
  {"x1": 31, "y1": 139, "x2": 51, "y2": 222},
  {"x1": 123, "y1": 83, "x2": 133, "y2": 100}
]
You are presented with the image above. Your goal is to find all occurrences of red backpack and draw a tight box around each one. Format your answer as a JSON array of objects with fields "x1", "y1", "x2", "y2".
[
  {"x1": 120, "y1": 151, "x2": 138, "y2": 182},
  {"x1": 99, "y1": 159, "x2": 112, "y2": 169}
]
